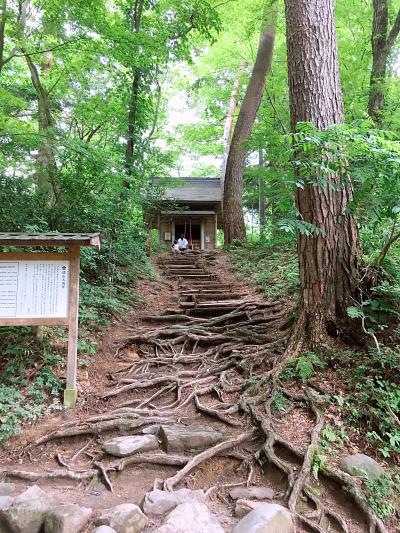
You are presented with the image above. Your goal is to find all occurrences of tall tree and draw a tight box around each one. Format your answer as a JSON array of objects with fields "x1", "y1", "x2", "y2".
[
  {"x1": 368, "y1": 0, "x2": 400, "y2": 127},
  {"x1": 223, "y1": 1, "x2": 278, "y2": 244},
  {"x1": 221, "y1": 60, "x2": 247, "y2": 184},
  {"x1": 125, "y1": 0, "x2": 144, "y2": 174},
  {"x1": 285, "y1": 0, "x2": 360, "y2": 350}
]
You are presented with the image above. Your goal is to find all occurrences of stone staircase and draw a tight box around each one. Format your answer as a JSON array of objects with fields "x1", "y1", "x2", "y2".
[{"x1": 159, "y1": 252, "x2": 249, "y2": 316}]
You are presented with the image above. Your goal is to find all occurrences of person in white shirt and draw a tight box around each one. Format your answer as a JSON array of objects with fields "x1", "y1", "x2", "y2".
[
  {"x1": 177, "y1": 234, "x2": 188, "y2": 251},
  {"x1": 172, "y1": 239, "x2": 180, "y2": 253}
]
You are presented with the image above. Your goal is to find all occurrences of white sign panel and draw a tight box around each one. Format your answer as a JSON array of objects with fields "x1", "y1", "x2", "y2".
[{"x1": 0, "y1": 260, "x2": 69, "y2": 318}]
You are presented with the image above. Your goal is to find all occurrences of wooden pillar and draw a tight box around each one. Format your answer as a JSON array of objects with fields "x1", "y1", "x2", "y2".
[
  {"x1": 157, "y1": 214, "x2": 161, "y2": 244},
  {"x1": 172, "y1": 220, "x2": 175, "y2": 243},
  {"x1": 200, "y1": 218, "x2": 205, "y2": 250},
  {"x1": 64, "y1": 245, "x2": 80, "y2": 409},
  {"x1": 214, "y1": 213, "x2": 218, "y2": 248}
]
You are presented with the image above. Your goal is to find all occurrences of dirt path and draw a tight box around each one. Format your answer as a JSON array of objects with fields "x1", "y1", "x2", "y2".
[{"x1": 0, "y1": 251, "x2": 390, "y2": 532}]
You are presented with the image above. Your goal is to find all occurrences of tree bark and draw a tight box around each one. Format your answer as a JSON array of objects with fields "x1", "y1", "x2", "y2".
[
  {"x1": 24, "y1": 50, "x2": 59, "y2": 203},
  {"x1": 258, "y1": 147, "x2": 266, "y2": 235},
  {"x1": 223, "y1": 2, "x2": 277, "y2": 244},
  {"x1": 285, "y1": 0, "x2": 360, "y2": 349},
  {"x1": 368, "y1": 0, "x2": 400, "y2": 127},
  {"x1": 221, "y1": 60, "x2": 247, "y2": 186},
  {"x1": 125, "y1": 0, "x2": 144, "y2": 175}
]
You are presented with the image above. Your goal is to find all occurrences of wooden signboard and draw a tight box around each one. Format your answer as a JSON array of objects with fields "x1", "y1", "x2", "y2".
[{"x1": 0, "y1": 233, "x2": 100, "y2": 408}]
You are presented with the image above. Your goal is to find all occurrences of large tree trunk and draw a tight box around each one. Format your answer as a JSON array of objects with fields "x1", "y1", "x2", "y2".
[
  {"x1": 221, "y1": 60, "x2": 247, "y2": 186},
  {"x1": 223, "y1": 2, "x2": 277, "y2": 244},
  {"x1": 368, "y1": 0, "x2": 400, "y2": 127},
  {"x1": 285, "y1": 0, "x2": 360, "y2": 350}
]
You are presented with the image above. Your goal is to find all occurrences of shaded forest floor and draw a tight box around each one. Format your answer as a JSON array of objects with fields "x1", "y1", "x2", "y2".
[{"x1": 0, "y1": 249, "x2": 399, "y2": 532}]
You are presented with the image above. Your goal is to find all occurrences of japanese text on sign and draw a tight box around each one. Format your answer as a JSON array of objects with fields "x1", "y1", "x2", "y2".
[{"x1": 0, "y1": 260, "x2": 70, "y2": 318}]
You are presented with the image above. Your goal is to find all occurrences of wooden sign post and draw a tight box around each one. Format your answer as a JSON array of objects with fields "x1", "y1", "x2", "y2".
[{"x1": 0, "y1": 233, "x2": 100, "y2": 409}]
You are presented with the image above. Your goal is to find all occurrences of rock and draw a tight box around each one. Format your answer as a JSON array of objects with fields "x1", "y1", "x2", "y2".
[
  {"x1": 96, "y1": 503, "x2": 147, "y2": 533},
  {"x1": 229, "y1": 486, "x2": 274, "y2": 501},
  {"x1": 0, "y1": 483, "x2": 15, "y2": 496},
  {"x1": 143, "y1": 488, "x2": 205, "y2": 516},
  {"x1": 339, "y1": 453, "x2": 385, "y2": 480},
  {"x1": 142, "y1": 424, "x2": 161, "y2": 435},
  {"x1": 103, "y1": 435, "x2": 159, "y2": 457},
  {"x1": 0, "y1": 496, "x2": 13, "y2": 510},
  {"x1": 44, "y1": 504, "x2": 92, "y2": 533},
  {"x1": 233, "y1": 504, "x2": 294, "y2": 533},
  {"x1": 88, "y1": 481, "x2": 107, "y2": 496},
  {"x1": 155, "y1": 502, "x2": 224, "y2": 533},
  {"x1": 0, "y1": 485, "x2": 52, "y2": 533},
  {"x1": 158, "y1": 425, "x2": 224, "y2": 452},
  {"x1": 93, "y1": 528, "x2": 117, "y2": 533},
  {"x1": 234, "y1": 499, "x2": 268, "y2": 518}
]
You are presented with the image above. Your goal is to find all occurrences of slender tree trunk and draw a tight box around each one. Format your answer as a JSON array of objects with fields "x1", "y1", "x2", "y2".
[
  {"x1": 258, "y1": 147, "x2": 266, "y2": 235},
  {"x1": 223, "y1": 1, "x2": 278, "y2": 244},
  {"x1": 24, "y1": 51, "x2": 59, "y2": 203},
  {"x1": 221, "y1": 60, "x2": 247, "y2": 186},
  {"x1": 0, "y1": 0, "x2": 6, "y2": 73},
  {"x1": 285, "y1": 0, "x2": 360, "y2": 350},
  {"x1": 368, "y1": 0, "x2": 400, "y2": 127},
  {"x1": 125, "y1": 0, "x2": 144, "y2": 174}
]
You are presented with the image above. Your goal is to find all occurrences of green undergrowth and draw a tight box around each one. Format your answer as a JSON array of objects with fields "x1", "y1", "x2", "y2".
[
  {"x1": 230, "y1": 239, "x2": 299, "y2": 298},
  {"x1": 281, "y1": 347, "x2": 400, "y2": 519},
  {"x1": 0, "y1": 240, "x2": 154, "y2": 443}
]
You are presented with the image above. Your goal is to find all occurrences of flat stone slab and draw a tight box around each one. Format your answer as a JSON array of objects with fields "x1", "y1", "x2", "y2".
[
  {"x1": 44, "y1": 504, "x2": 92, "y2": 533},
  {"x1": 229, "y1": 486, "x2": 274, "y2": 501},
  {"x1": 143, "y1": 488, "x2": 205, "y2": 516},
  {"x1": 92, "y1": 527, "x2": 117, "y2": 533},
  {"x1": 158, "y1": 425, "x2": 224, "y2": 452},
  {"x1": 0, "y1": 485, "x2": 52, "y2": 533},
  {"x1": 96, "y1": 503, "x2": 147, "y2": 533},
  {"x1": 0, "y1": 496, "x2": 13, "y2": 510},
  {"x1": 0, "y1": 483, "x2": 15, "y2": 496},
  {"x1": 155, "y1": 502, "x2": 224, "y2": 533},
  {"x1": 234, "y1": 499, "x2": 270, "y2": 518},
  {"x1": 339, "y1": 453, "x2": 385, "y2": 480},
  {"x1": 103, "y1": 435, "x2": 159, "y2": 457},
  {"x1": 233, "y1": 504, "x2": 294, "y2": 533}
]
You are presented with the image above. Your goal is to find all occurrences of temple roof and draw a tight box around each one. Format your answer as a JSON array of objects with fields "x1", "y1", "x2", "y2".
[{"x1": 152, "y1": 177, "x2": 222, "y2": 204}]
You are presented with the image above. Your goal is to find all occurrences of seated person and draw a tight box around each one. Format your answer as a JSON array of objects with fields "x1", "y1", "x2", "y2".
[
  {"x1": 172, "y1": 239, "x2": 180, "y2": 253},
  {"x1": 177, "y1": 234, "x2": 188, "y2": 251}
]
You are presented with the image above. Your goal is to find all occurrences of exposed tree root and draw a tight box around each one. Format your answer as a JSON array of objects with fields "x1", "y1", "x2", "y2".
[
  {"x1": 162, "y1": 430, "x2": 257, "y2": 491},
  {"x1": 1, "y1": 468, "x2": 96, "y2": 482}
]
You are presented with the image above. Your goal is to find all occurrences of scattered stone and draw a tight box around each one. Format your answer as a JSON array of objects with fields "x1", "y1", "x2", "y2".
[
  {"x1": 103, "y1": 435, "x2": 159, "y2": 457},
  {"x1": 158, "y1": 425, "x2": 224, "y2": 452},
  {"x1": 88, "y1": 481, "x2": 107, "y2": 496},
  {"x1": 0, "y1": 485, "x2": 52, "y2": 533},
  {"x1": 93, "y1": 527, "x2": 117, "y2": 533},
  {"x1": 142, "y1": 424, "x2": 161, "y2": 435},
  {"x1": 96, "y1": 503, "x2": 147, "y2": 533},
  {"x1": 44, "y1": 504, "x2": 92, "y2": 533},
  {"x1": 0, "y1": 496, "x2": 13, "y2": 510},
  {"x1": 233, "y1": 504, "x2": 294, "y2": 533},
  {"x1": 0, "y1": 483, "x2": 15, "y2": 496},
  {"x1": 339, "y1": 453, "x2": 385, "y2": 480},
  {"x1": 234, "y1": 499, "x2": 268, "y2": 518},
  {"x1": 155, "y1": 502, "x2": 224, "y2": 533},
  {"x1": 229, "y1": 486, "x2": 274, "y2": 501},
  {"x1": 143, "y1": 488, "x2": 205, "y2": 516}
]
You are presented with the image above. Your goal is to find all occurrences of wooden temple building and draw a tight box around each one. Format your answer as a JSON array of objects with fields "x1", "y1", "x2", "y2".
[{"x1": 151, "y1": 177, "x2": 222, "y2": 251}]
